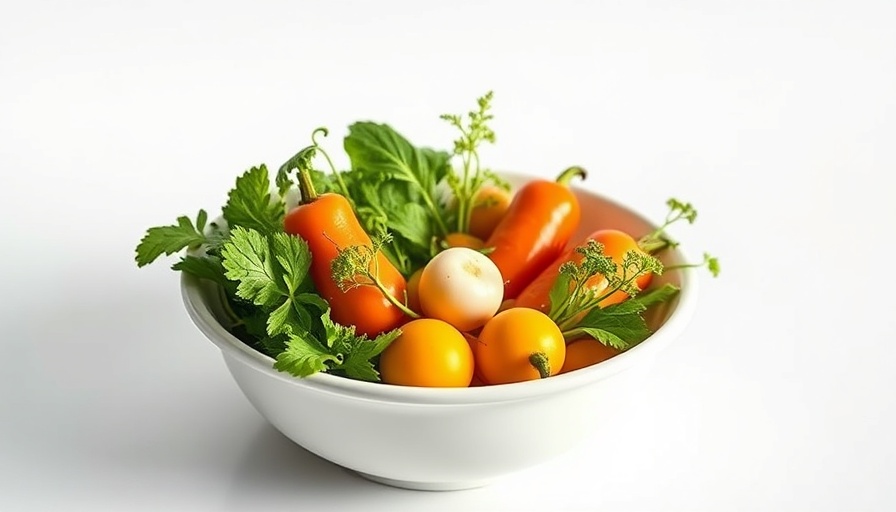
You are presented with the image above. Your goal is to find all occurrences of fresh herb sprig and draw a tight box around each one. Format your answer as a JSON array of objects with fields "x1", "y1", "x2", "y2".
[
  {"x1": 441, "y1": 90, "x2": 503, "y2": 233},
  {"x1": 135, "y1": 209, "x2": 217, "y2": 268},
  {"x1": 546, "y1": 198, "x2": 721, "y2": 350},
  {"x1": 547, "y1": 240, "x2": 665, "y2": 333},
  {"x1": 330, "y1": 231, "x2": 421, "y2": 319},
  {"x1": 560, "y1": 284, "x2": 682, "y2": 350},
  {"x1": 636, "y1": 198, "x2": 721, "y2": 276}
]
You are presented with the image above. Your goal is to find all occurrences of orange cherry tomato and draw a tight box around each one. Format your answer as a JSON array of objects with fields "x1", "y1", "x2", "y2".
[
  {"x1": 560, "y1": 339, "x2": 621, "y2": 373},
  {"x1": 475, "y1": 308, "x2": 566, "y2": 384},
  {"x1": 469, "y1": 185, "x2": 512, "y2": 240},
  {"x1": 379, "y1": 318, "x2": 474, "y2": 387},
  {"x1": 443, "y1": 232, "x2": 486, "y2": 250},
  {"x1": 405, "y1": 268, "x2": 424, "y2": 314}
]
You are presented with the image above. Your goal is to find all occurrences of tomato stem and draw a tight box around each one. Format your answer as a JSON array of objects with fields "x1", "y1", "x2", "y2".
[
  {"x1": 555, "y1": 166, "x2": 587, "y2": 187},
  {"x1": 529, "y1": 352, "x2": 551, "y2": 379}
]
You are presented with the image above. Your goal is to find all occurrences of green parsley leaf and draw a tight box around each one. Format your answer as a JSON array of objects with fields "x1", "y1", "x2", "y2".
[
  {"x1": 273, "y1": 308, "x2": 399, "y2": 381},
  {"x1": 321, "y1": 311, "x2": 357, "y2": 350},
  {"x1": 564, "y1": 286, "x2": 681, "y2": 350},
  {"x1": 241, "y1": 309, "x2": 274, "y2": 342},
  {"x1": 220, "y1": 227, "x2": 327, "y2": 340},
  {"x1": 258, "y1": 335, "x2": 288, "y2": 357},
  {"x1": 336, "y1": 329, "x2": 401, "y2": 382},
  {"x1": 220, "y1": 226, "x2": 283, "y2": 309},
  {"x1": 171, "y1": 254, "x2": 229, "y2": 288},
  {"x1": 268, "y1": 299, "x2": 311, "y2": 337},
  {"x1": 222, "y1": 165, "x2": 284, "y2": 234},
  {"x1": 274, "y1": 332, "x2": 340, "y2": 378},
  {"x1": 271, "y1": 232, "x2": 312, "y2": 296},
  {"x1": 572, "y1": 305, "x2": 653, "y2": 351},
  {"x1": 321, "y1": 312, "x2": 401, "y2": 382},
  {"x1": 135, "y1": 210, "x2": 210, "y2": 267}
]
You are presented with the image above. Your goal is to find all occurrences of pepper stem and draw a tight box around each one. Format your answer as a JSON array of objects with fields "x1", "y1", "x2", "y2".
[
  {"x1": 529, "y1": 352, "x2": 552, "y2": 379},
  {"x1": 555, "y1": 166, "x2": 587, "y2": 187},
  {"x1": 298, "y1": 168, "x2": 319, "y2": 204}
]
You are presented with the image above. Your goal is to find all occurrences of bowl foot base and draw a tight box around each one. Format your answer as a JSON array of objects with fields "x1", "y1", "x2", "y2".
[{"x1": 354, "y1": 471, "x2": 491, "y2": 491}]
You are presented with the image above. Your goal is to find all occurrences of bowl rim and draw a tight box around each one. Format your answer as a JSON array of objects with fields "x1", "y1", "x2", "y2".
[{"x1": 179, "y1": 172, "x2": 700, "y2": 405}]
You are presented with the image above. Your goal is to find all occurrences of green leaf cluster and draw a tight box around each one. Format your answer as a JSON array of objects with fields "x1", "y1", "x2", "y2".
[
  {"x1": 135, "y1": 163, "x2": 400, "y2": 382},
  {"x1": 341, "y1": 122, "x2": 454, "y2": 275},
  {"x1": 221, "y1": 226, "x2": 398, "y2": 381},
  {"x1": 546, "y1": 238, "x2": 678, "y2": 351},
  {"x1": 565, "y1": 284, "x2": 680, "y2": 350}
]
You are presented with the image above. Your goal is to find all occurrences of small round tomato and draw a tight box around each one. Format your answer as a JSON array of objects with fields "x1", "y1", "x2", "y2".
[
  {"x1": 405, "y1": 268, "x2": 424, "y2": 314},
  {"x1": 443, "y1": 232, "x2": 486, "y2": 250},
  {"x1": 379, "y1": 318, "x2": 474, "y2": 387},
  {"x1": 418, "y1": 247, "x2": 504, "y2": 332},
  {"x1": 475, "y1": 308, "x2": 565, "y2": 384},
  {"x1": 560, "y1": 339, "x2": 620, "y2": 374},
  {"x1": 469, "y1": 185, "x2": 512, "y2": 240}
]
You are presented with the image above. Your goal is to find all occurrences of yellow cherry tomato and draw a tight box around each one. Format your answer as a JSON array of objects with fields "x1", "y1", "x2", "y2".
[
  {"x1": 443, "y1": 232, "x2": 486, "y2": 250},
  {"x1": 379, "y1": 318, "x2": 474, "y2": 387},
  {"x1": 469, "y1": 185, "x2": 512, "y2": 240},
  {"x1": 405, "y1": 268, "x2": 424, "y2": 314},
  {"x1": 475, "y1": 308, "x2": 565, "y2": 384}
]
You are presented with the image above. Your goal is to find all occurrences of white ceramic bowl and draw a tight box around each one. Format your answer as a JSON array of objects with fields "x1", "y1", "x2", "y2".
[{"x1": 180, "y1": 172, "x2": 698, "y2": 491}]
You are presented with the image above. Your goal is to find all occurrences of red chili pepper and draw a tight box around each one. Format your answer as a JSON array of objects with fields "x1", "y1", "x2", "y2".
[
  {"x1": 485, "y1": 167, "x2": 585, "y2": 299},
  {"x1": 283, "y1": 168, "x2": 407, "y2": 337}
]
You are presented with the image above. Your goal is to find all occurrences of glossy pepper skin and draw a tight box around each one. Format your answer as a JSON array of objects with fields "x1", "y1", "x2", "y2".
[
  {"x1": 485, "y1": 167, "x2": 585, "y2": 300},
  {"x1": 515, "y1": 229, "x2": 654, "y2": 313},
  {"x1": 283, "y1": 171, "x2": 407, "y2": 337}
]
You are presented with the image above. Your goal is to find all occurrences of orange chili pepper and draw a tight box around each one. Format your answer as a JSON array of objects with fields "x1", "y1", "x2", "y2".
[
  {"x1": 283, "y1": 168, "x2": 408, "y2": 337},
  {"x1": 485, "y1": 167, "x2": 585, "y2": 299},
  {"x1": 515, "y1": 229, "x2": 654, "y2": 314}
]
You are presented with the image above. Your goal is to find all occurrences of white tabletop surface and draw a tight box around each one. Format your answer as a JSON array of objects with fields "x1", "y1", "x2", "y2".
[{"x1": 2, "y1": 1, "x2": 895, "y2": 510}]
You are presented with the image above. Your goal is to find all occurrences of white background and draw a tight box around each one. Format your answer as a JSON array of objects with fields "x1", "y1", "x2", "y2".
[{"x1": 2, "y1": 0, "x2": 894, "y2": 510}]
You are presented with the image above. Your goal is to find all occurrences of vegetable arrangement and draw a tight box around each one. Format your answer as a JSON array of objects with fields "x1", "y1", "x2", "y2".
[{"x1": 136, "y1": 92, "x2": 719, "y2": 387}]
